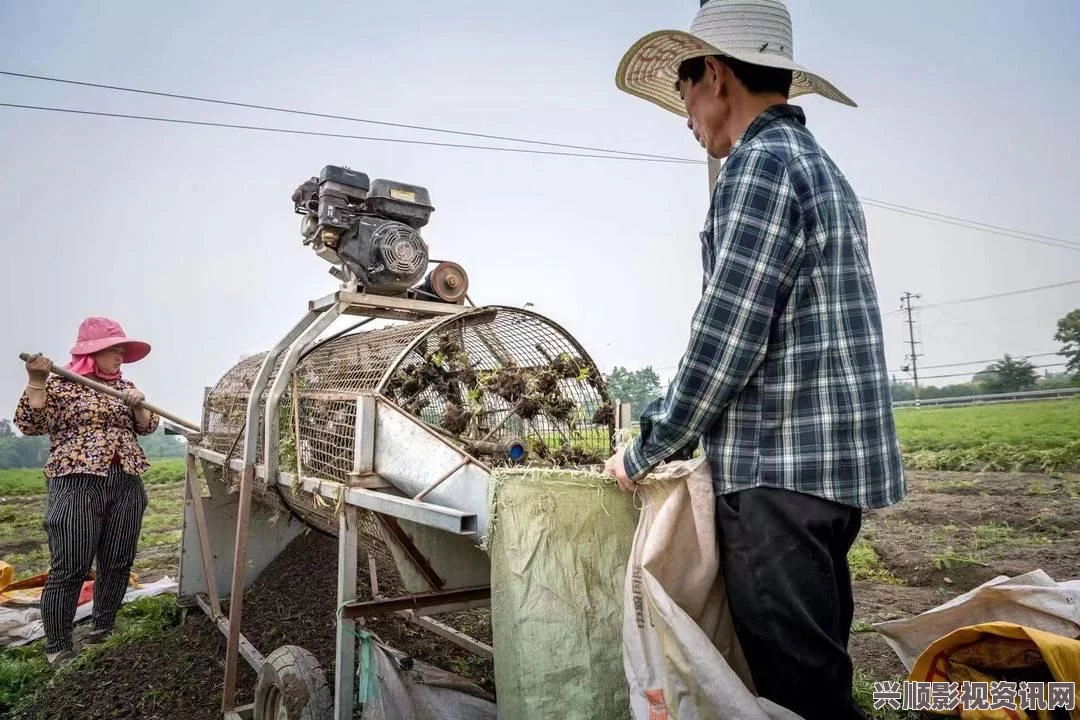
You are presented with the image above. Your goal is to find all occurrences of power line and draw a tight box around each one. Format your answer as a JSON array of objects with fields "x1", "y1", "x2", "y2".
[
  {"x1": 885, "y1": 279, "x2": 1080, "y2": 316},
  {"x1": 919, "y1": 279, "x2": 1080, "y2": 309},
  {"x1": 909, "y1": 362, "x2": 1066, "y2": 382},
  {"x1": 0, "y1": 70, "x2": 701, "y2": 164},
  {"x1": 861, "y1": 197, "x2": 1080, "y2": 251},
  {"x1": 861, "y1": 200, "x2": 1080, "y2": 252},
  {"x1": 0, "y1": 102, "x2": 696, "y2": 164},
  {"x1": 2, "y1": 77, "x2": 1078, "y2": 253},
  {"x1": 890, "y1": 352, "x2": 1062, "y2": 373}
]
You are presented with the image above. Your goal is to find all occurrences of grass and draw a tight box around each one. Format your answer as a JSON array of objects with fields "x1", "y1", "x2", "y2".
[
  {"x1": 0, "y1": 595, "x2": 180, "y2": 718},
  {"x1": 895, "y1": 398, "x2": 1080, "y2": 473},
  {"x1": 0, "y1": 479, "x2": 186, "y2": 581},
  {"x1": 852, "y1": 670, "x2": 923, "y2": 720},
  {"x1": 893, "y1": 398, "x2": 1079, "y2": 451},
  {"x1": 848, "y1": 540, "x2": 903, "y2": 585},
  {"x1": 613, "y1": 397, "x2": 1080, "y2": 472},
  {"x1": 0, "y1": 645, "x2": 49, "y2": 719},
  {"x1": 0, "y1": 469, "x2": 48, "y2": 497},
  {"x1": 0, "y1": 458, "x2": 186, "y2": 497}
]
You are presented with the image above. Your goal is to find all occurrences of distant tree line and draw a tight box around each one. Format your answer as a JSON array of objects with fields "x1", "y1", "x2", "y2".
[
  {"x1": 607, "y1": 308, "x2": 1080, "y2": 415},
  {"x1": 0, "y1": 419, "x2": 185, "y2": 470}
]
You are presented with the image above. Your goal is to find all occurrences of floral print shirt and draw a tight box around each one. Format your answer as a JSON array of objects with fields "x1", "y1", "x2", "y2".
[{"x1": 13, "y1": 375, "x2": 159, "y2": 478}]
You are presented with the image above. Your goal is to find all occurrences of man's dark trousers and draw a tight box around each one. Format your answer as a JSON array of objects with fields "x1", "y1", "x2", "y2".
[{"x1": 715, "y1": 486, "x2": 867, "y2": 720}]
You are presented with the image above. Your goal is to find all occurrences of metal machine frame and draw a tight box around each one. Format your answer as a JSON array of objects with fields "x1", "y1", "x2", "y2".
[{"x1": 175, "y1": 290, "x2": 512, "y2": 720}]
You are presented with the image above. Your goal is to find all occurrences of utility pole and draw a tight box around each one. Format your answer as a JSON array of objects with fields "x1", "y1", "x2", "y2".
[
  {"x1": 900, "y1": 291, "x2": 922, "y2": 406},
  {"x1": 701, "y1": 0, "x2": 723, "y2": 192}
]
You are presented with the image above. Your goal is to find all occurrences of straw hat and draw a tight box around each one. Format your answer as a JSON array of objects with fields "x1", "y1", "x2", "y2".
[
  {"x1": 615, "y1": 0, "x2": 855, "y2": 117},
  {"x1": 70, "y1": 316, "x2": 151, "y2": 363}
]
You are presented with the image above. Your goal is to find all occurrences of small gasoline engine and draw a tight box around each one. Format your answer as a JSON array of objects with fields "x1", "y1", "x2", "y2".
[{"x1": 292, "y1": 164, "x2": 469, "y2": 303}]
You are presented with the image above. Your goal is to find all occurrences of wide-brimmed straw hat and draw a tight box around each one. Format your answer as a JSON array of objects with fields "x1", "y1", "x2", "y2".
[
  {"x1": 615, "y1": 0, "x2": 856, "y2": 117},
  {"x1": 70, "y1": 316, "x2": 151, "y2": 363}
]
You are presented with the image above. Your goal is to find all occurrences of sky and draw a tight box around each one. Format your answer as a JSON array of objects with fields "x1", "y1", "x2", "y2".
[{"x1": 1, "y1": 0, "x2": 1078, "y2": 427}]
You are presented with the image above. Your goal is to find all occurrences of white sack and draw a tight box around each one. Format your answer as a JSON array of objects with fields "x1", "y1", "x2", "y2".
[
  {"x1": 622, "y1": 456, "x2": 803, "y2": 720},
  {"x1": 356, "y1": 640, "x2": 496, "y2": 720},
  {"x1": 873, "y1": 568, "x2": 1080, "y2": 670}
]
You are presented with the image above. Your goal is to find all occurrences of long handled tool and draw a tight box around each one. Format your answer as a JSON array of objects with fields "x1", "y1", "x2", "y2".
[{"x1": 18, "y1": 352, "x2": 201, "y2": 434}]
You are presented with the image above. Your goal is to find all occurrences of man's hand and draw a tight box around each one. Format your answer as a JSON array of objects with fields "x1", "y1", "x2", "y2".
[
  {"x1": 604, "y1": 447, "x2": 636, "y2": 493},
  {"x1": 120, "y1": 388, "x2": 145, "y2": 408}
]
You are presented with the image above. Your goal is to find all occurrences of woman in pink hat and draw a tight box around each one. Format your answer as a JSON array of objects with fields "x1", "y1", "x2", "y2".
[{"x1": 14, "y1": 317, "x2": 159, "y2": 668}]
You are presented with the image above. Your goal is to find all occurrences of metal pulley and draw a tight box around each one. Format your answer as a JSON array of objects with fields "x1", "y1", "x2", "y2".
[{"x1": 419, "y1": 261, "x2": 469, "y2": 304}]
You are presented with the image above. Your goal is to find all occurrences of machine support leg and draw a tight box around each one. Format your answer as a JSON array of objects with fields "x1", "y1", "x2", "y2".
[
  {"x1": 335, "y1": 507, "x2": 359, "y2": 720},
  {"x1": 376, "y1": 515, "x2": 444, "y2": 589},
  {"x1": 222, "y1": 465, "x2": 255, "y2": 713},
  {"x1": 186, "y1": 453, "x2": 223, "y2": 618}
]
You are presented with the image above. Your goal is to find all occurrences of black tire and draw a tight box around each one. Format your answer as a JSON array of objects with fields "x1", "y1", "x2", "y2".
[{"x1": 254, "y1": 645, "x2": 334, "y2": 720}]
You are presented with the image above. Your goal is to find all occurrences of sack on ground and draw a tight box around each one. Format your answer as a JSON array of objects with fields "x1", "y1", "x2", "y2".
[{"x1": 623, "y1": 456, "x2": 803, "y2": 720}]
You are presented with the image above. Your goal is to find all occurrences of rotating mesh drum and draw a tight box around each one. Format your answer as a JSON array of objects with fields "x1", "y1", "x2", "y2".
[{"x1": 197, "y1": 305, "x2": 614, "y2": 548}]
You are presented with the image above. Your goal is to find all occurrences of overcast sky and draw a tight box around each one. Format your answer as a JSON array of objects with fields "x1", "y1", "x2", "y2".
[{"x1": 1, "y1": 0, "x2": 1078, "y2": 426}]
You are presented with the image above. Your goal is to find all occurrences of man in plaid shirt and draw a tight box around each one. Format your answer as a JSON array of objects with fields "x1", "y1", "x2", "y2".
[{"x1": 607, "y1": 2, "x2": 905, "y2": 718}]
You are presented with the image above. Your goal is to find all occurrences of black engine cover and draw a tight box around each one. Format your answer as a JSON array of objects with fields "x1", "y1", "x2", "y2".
[{"x1": 336, "y1": 217, "x2": 429, "y2": 293}]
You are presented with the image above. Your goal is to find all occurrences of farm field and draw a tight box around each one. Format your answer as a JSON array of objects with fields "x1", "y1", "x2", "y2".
[{"x1": 1, "y1": 398, "x2": 1078, "y2": 719}]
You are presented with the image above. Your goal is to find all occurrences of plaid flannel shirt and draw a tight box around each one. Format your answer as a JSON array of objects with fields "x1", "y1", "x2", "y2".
[{"x1": 623, "y1": 104, "x2": 905, "y2": 510}]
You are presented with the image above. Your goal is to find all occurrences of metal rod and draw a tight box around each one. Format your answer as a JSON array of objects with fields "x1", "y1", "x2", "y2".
[
  {"x1": 195, "y1": 594, "x2": 265, "y2": 670},
  {"x1": 377, "y1": 396, "x2": 491, "y2": 472},
  {"x1": 185, "y1": 454, "x2": 222, "y2": 619},
  {"x1": 376, "y1": 515, "x2": 444, "y2": 589},
  {"x1": 291, "y1": 377, "x2": 303, "y2": 482},
  {"x1": 476, "y1": 399, "x2": 522, "y2": 444},
  {"x1": 17, "y1": 352, "x2": 200, "y2": 433},
  {"x1": 340, "y1": 585, "x2": 490, "y2": 620},
  {"x1": 334, "y1": 508, "x2": 358, "y2": 720},
  {"x1": 409, "y1": 395, "x2": 517, "y2": 502},
  {"x1": 221, "y1": 465, "x2": 255, "y2": 713},
  {"x1": 244, "y1": 310, "x2": 319, "y2": 465},
  {"x1": 185, "y1": 444, "x2": 480, "y2": 535},
  {"x1": 264, "y1": 305, "x2": 345, "y2": 485},
  {"x1": 413, "y1": 457, "x2": 469, "y2": 502},
  {"x1": 402, "y1": 612, "x2": 493, "y2": 659},
  {"x1": 368, "y1": 554, "x2": 380, "y2": 597}
]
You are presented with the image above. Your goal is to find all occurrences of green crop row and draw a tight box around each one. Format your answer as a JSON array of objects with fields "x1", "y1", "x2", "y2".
[{"x1": 902, "y1": 440, "x2": 1080, "y2": 474}]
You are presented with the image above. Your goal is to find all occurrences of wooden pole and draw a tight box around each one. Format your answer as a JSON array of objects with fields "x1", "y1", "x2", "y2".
[
  {"x1": 221, "y1": 465, "x2": 255, "y2": 713},
  {"x1": 701, "y1": 0, "x2": 723, "y2": 194},
  {"x1": 17, "y1": 352, "x2": 201, "y2": 433},
  {"x1": 185, "y1": 454, "x2": 222, "y2": 619}
]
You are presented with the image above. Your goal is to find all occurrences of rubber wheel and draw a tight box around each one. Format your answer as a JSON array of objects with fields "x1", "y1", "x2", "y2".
[{"x1": 254, "y1": 645, "x2": 334, "y2": 720}]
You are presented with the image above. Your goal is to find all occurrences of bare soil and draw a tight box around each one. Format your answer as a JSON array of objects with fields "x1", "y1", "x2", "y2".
[
  {"x1": 18, "y1": 529, "x2": 493, "y2": 720},
  {"x1": 9, "y1": 469, "x2": 1079, "y2": 719},
  {"x1": 847, "y1": 470, "x2": 1080, "y2": 683}
]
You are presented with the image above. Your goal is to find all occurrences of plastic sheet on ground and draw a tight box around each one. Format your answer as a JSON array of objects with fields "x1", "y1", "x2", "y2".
[
  {"x1": 874, "y1": 569, "x2": 1080, "y2": 671},
  {"x1": 0, "y1": 576, "x2": 178, "y2": 647},
  {"x1": 622, "y1": 456, "x2": 803, "y2": 720},
  {"x1": 356, "y1": 640, "x2": 496, "y2": 719}
]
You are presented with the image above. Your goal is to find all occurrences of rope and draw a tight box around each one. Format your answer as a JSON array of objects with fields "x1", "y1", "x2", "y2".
[{"x1": 336, "y1": 602, "x2": 380, "y2": 705}]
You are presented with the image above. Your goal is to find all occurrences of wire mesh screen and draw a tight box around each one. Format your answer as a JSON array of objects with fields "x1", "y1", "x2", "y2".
[
  {"x1": 196, "y1": 305, "x2": 613, "y2": 555},
  {"x1": 380, "y1": 307, "x2": 614, "y2": 467},
  {"x1": 201, "y1": 352, "x2": 269, "y2": 457}
]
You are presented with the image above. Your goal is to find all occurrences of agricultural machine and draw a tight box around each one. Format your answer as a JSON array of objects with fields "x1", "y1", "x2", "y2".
[{"x1": 170, "y1": 165, "x2": 622, "y2": 719}]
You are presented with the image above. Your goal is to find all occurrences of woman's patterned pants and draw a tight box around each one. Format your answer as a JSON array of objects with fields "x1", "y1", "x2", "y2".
[{"x1": 41, "y1": 465, "x2": 148, "y2": 653}]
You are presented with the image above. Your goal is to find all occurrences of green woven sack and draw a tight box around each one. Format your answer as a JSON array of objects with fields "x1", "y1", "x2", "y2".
[{"x1": 485, "y1": 467, "x2": 639, "y2": 720}]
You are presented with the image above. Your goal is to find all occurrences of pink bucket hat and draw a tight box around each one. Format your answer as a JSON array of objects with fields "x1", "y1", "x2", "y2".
[{"x1": 69, "y1": 317, "x2": 151, "y2": 363}]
